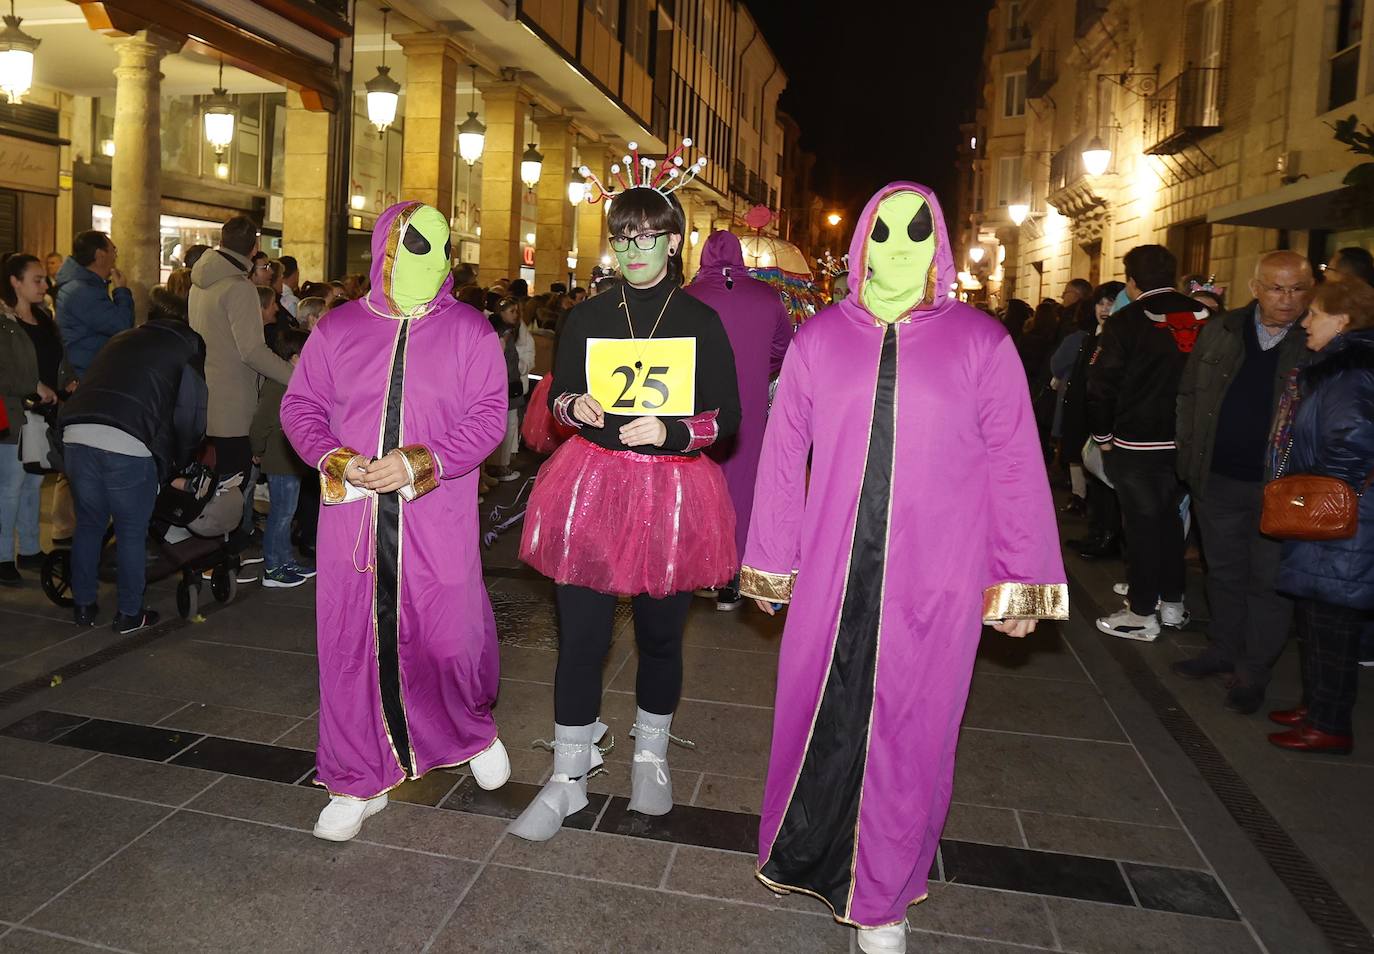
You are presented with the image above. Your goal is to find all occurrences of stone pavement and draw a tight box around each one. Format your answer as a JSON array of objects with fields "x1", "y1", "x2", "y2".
[{"x1": 0, "y1": 472, "x2": 1359, "y2": 953}]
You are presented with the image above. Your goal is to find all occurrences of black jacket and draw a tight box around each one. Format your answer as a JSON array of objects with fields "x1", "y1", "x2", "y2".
[
  {"x1": 1277, "y1": 329, "x2": 1374, "y2": 609},
  {"x1": 1175, "y1": 304, "x2": 1308, "y2": 495},
  {"x1": 1087, "y1": 288, "x2": 1209, "y2": 450},
  {"x1": 59, "y1": 318, "x2": 207, "y2": 482}
]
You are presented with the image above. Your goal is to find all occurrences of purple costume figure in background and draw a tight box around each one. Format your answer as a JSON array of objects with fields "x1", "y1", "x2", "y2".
[
  {"x1": 741, "y1": 182, "x2": 1069, "y2": 931},
  {"x1": 686, "y1": 231, "x2": 792, "y2": 563},
  {"x1": 281, "y1": 202, "x2": 509, "y2": 801}
]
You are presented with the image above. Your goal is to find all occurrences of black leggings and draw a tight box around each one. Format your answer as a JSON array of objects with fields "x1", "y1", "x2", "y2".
[{"x1": 554, "y1": 584, "x2": 694, "y2": 725}]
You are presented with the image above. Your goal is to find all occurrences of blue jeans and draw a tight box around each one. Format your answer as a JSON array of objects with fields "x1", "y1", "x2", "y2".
[
  {"x1": 66, "y1": 444, "x2": 158, "y2": 616},
  {"x1": 264, "y1": 474, "x2": 300, "y2": 571},
  {"x1": 0, "y1": 446, "x2": 42, "y2": 562}
]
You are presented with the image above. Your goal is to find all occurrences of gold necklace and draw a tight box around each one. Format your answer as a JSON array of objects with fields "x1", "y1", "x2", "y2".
[{"x1": 619, "y1": 284, "x2": 676, "y2": 369}]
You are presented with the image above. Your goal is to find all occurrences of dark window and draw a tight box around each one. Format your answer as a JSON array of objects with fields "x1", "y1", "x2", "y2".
[
  {"x1": 1181, "y1": 220, "x2": 1211, "y2": 277},
  {"x1": 1330, "y1": 0, "x2": 1364, "y2": 110}
]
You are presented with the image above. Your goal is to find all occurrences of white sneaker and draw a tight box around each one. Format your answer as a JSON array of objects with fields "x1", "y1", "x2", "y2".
[
  {"x1": 495, "y1": 469, "x2": 522, "y2": 483},
  {"x1": 857, "y1": 923, "x2": 907, "y2": 954},
  {"x1": 1159, "y1": 601, "x2": 1190, "y2": 629},
  {"x1": 468, "y1": 738, "x2": 511, "y2": 791},
  {"x1": 1096, "y1": 608, "x2": 1161, "y2": 642},
  {"x1": 1112, "y1": 582, "x2": 1129, "y2": 596},
  {"x1": 313, "y1": 794, "x2": 388, "y2": 842}
]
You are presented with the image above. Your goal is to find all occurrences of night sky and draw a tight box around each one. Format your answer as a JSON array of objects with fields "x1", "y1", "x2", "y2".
[{"x1": 745, "y1": 0, "x2": 994, "y2": 233}]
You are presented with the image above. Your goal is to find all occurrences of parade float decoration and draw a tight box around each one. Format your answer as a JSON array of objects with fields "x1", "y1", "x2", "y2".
[{"x1": 736, "y1": 205, "x2": 823, "y2": 325}]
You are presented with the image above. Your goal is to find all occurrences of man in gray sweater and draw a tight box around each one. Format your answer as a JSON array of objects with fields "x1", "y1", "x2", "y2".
[{"x1": 188, "y1": 215, "x2": 293, "y2": 542}]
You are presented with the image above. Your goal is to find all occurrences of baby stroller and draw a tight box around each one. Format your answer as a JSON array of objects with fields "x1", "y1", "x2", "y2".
[{"x1": 42, "y1": 460, "x2": 248, "y2": 619}]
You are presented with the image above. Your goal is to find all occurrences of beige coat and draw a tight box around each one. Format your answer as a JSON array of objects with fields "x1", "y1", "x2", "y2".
[{"x1": 188, "y1": 247, "x2": 293, "y2": 436}]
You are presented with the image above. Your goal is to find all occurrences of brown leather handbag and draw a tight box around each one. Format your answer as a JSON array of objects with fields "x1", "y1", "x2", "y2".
[
  {"x1": 1261, "y1": 474, "x2": 1370, "y2": 540},
  {"x1": 1261, "y1": 426, "x2": 1374, "y2": 540}
]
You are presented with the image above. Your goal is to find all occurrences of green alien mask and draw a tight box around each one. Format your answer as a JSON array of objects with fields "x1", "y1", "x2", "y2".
[
  {"x1": 387, "y1": 204, "x2": 452, "y2": 313},
  {"x1": 860, "y1": 191, "x2": 937, "y2": 323}
]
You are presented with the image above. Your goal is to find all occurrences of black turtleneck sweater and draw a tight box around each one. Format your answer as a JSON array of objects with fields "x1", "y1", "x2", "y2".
[{"x1": 550, "y1": 277, "x2": 741, "y2": 456}]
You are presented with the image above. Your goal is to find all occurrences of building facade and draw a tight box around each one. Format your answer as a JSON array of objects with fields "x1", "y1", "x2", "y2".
[
  {"x1": 3, "y1": 0, "x2": 794, "y2": 317},
  {"x1": 960, "y1": 0, "x2": 1374, "y2": 310}
]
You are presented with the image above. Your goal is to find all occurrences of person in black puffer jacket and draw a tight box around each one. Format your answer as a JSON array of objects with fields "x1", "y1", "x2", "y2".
[
  {"x1": 1268, "y1": 277, "x2": 1374, "y2": 756},
  {"x1": 58, "y1": 287, "x2": 207, "y2": 634}
]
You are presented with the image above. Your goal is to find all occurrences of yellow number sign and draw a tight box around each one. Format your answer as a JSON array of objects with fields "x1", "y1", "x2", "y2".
[{"x1": 585, "y1": 337, "x2": 697, "y2": 417}]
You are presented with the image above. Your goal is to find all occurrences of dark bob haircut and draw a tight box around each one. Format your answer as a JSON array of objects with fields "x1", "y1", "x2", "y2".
[{"x1": 607, "y1": 187, "x2": 686, "y2": 286}]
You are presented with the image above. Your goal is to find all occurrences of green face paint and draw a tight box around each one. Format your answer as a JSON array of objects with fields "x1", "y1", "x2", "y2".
[
  {"x1": 390, "y1": 205, "x2": 452, "y2": 312},
  {"x1": 860, "y1": 191, "x2": 937, "y2": 323},
  {"x1": 614, "y1": 230, "x2": 674, "y2": 288}
]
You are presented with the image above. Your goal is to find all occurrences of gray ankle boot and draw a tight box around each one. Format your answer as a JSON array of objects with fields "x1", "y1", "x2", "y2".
[
  {"x1": 507, "y1": 721, "x2": 607, "y2": 842},
  {"x1": 628, "y1": 708, "x2": 674, "y2": 816}
]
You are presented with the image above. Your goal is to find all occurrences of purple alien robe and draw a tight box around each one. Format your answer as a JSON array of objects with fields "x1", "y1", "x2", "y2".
[
  {"x1": 280, "y1": 202, "x2": 509, "y2": 800},
  {"x1": 740, "y1": 182, "x2": 1068, "y2": 928},
  {"x1": 685, "y1": 231, "x2": 792, "y2": 558}
]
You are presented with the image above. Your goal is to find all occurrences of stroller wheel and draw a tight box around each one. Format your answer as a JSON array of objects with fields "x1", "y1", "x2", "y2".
[
  {"x1": 177, "y1": 579, "x2": 201, "y2": 619},
  {"x1": 210, "y1": 563, "x2": 237, "y2": 604},
  {"x1": 41, "y1": 550, "x2": 75, "y2": 608}
]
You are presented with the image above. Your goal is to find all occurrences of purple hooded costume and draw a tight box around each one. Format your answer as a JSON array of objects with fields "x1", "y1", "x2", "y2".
[
  {"x1": 280, "y1": 202, "x2": 509, "y2": 799},
  {"x1": 740, "y1": 183, "x2": 1068, "y2": 927},
  {"x1": 685, "y1": 231, "x2": 792, "y2": 558}
]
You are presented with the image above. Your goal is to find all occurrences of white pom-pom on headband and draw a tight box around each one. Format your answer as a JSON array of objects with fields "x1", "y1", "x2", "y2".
[{"x1": 578, "y1": 137, "x2": 708, "y2": 206}]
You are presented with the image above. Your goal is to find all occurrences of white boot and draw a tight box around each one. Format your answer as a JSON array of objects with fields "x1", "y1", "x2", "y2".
[
  {"x1": 628, "y1": 708, "x2": 674, "y2": 816},
  {"x1": 468, "y1": 737, "x2": 511, "y2": 791},
  {"x1": 857, "y1": 922, "x2": 907, "y2": 954},
  {"x1": 313, "y1": 793, "x2": 388, "y2": 842},
  {"x1": 507, "y1": 721, "x2": 607, "y2": 842}
]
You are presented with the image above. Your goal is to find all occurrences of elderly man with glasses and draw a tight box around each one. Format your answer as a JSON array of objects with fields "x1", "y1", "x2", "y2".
[{"x1": 1174, "y1": 250, "x2": 1314, "y2": 712}]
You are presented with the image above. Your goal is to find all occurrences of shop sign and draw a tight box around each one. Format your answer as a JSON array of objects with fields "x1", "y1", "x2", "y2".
[
  {"x1": 522, "y1": 245, "x2": 536, "y2": 267},
  {"x1": 0, "y1": 136, "x2": 59, "y2": 195}
]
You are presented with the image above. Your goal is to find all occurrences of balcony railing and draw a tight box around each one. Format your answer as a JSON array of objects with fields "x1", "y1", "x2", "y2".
[
  {"x1": 1075, "y1": 0, "x2": 1109, "y2": 37},
  {"x1": 747, "y1": 171, "x2": 766, "y2": 205},
  {"x1": 1027, "y1": 50, "x2": 1057, "y2": 99},
  {"x1": 1143, "y1": 67, "x2": 1223, "y2": 155}
]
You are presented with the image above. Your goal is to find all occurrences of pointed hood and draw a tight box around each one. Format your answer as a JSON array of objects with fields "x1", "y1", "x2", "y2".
[
  {"x1": 364, "y1": 201, "x2": 456, "y2": 319},
  {"x1": 841, "y1": 181, "x2": 958, "y2": 325},
  {"x1": 695, "y1": 230, "x2": 747, "y2": 290}
]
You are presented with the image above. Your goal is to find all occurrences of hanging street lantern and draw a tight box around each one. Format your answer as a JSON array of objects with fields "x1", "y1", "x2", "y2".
[
  {"x1": 365, "y1": 8, "x2": 401, "y2": 134},
  {"x1": 1008, "y1": 202, "x2": 1030, "y2": 226},
  {"x1": 567, "y1": 174, "x2": 587, "y2": 206},
  {"x1": 0, "y1": 0, "x2": 40, "y2": 105},
  {"x1": 1081, "y1": 134, "x2": 1112, "y2": 177},
  {"x1": 457, "y1": 64, "x2": 485, "y2": 165},
  {"x1": 202, "y1": 59, "x2": 238, "y2": 154},
  {"x1": 521, "y1": 142, "x2": 544, "y2": 189}
]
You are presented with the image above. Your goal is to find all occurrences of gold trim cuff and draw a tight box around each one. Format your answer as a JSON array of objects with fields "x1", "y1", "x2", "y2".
[
  {"x1": 982, "y1": 582, "x2": 1070, "y2": 623},
  {"x1": 319, "y1": 447, "x2": 366, "y2": 505},
  {"x1": 739, "y1": 565, "x2": 796, "y2": 604},
  {"x1": 397, "y1": 444, "x2": 439, "y2": 500}
]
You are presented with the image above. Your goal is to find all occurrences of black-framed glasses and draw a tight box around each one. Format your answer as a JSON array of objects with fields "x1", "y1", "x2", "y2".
[{"x1": 609, "y1": 231, "x2": 668, "y2": 252}]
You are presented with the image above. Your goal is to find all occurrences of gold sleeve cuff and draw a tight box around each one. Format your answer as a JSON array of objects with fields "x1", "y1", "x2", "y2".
[
  {"x1": 739, "y1": 565, "x2": 796, "y2": 604},
  {"x1": 319, "y1": 447, "x2": 366, "y2": 504},
  {"x1": 982, "y1": 582, "x2": 1070, "y2": 623},
  {"x1": 397, "y1": 444, "x2": 439, "y2": 500}
]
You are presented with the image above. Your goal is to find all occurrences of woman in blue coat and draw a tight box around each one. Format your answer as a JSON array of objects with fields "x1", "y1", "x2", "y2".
[{"x1": 1269, "y1": 277, "x2": 1374, "y2": 755}]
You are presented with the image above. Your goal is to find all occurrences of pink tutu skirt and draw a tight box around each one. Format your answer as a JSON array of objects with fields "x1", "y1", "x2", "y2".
[
  {"x1": 520, "y1": 436, "x2": 738, "y2": 598},
  {"x1": 521, "y1": 376, "x2": 577, "y2": 455}
]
